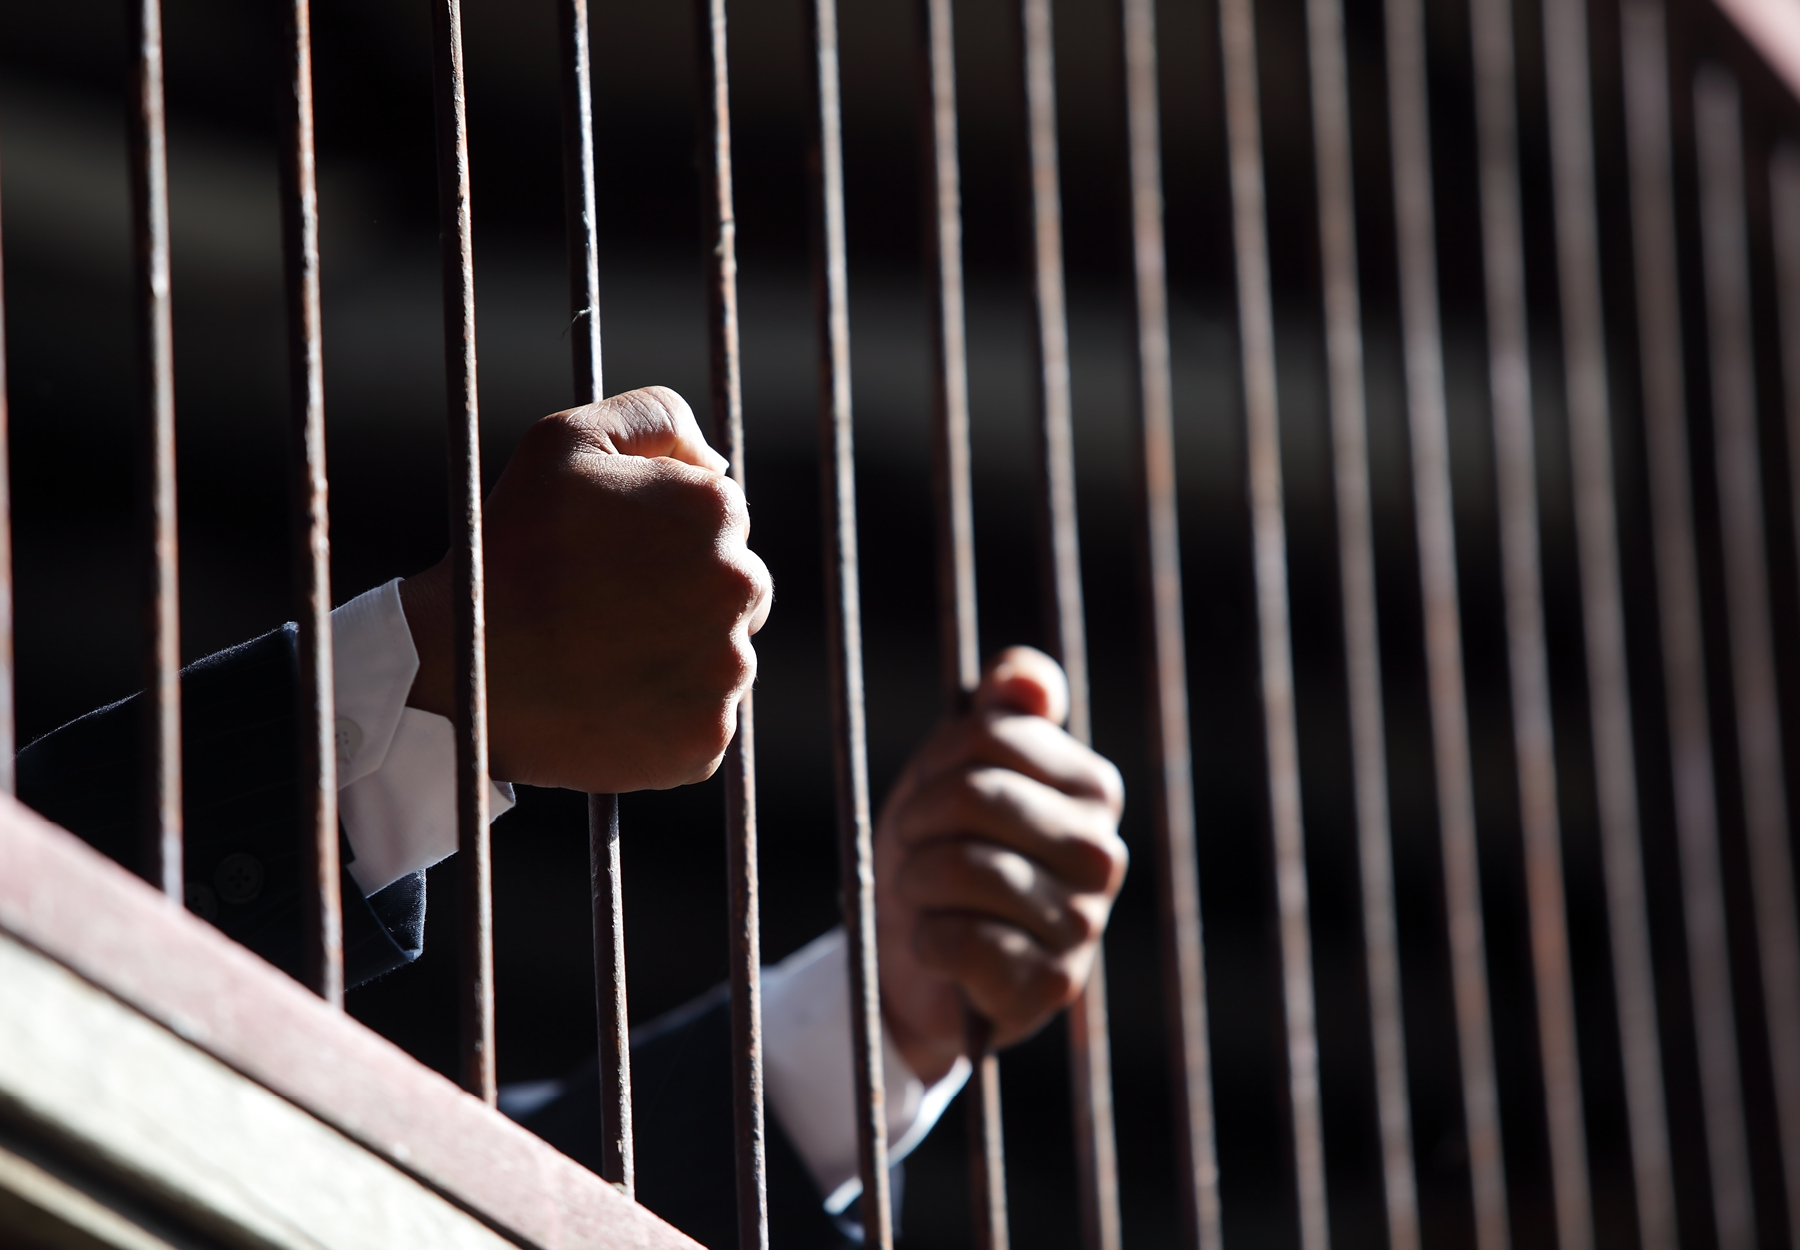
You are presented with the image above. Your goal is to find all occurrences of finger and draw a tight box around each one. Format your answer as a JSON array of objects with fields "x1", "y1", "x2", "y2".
[
  {"x1": 973, "y1": 646, "x2": 1069, "y2": 724},
  {"x1": 912, "y1": 914, "x2": 1091, "y2": 1041},
  {"x1": 897, "y1": 840, "x2": 1107, "y2": 953},
  {"x1": 566, "y1": 386, "x2": 730, "y2": 473},
  {"x1": 890, "y1": 767, "x2": 1128, "y2": 894},
  {"x1": 903, "y1": 712, "x2": 1125, "y2": 810},
  {"x1": 743, "y1": 553, "x2": 773, "y2": 635}
]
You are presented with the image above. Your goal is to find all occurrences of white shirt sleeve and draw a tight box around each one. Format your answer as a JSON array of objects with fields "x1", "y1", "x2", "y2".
[
  {"x1": 330, "y1": 579, "x2": 515, "y2": 895},
  {"x1": 334, "y1": 583, "x2": 964, "y2": 1203},
  {"x1": 761, "y1": 927, "x2": 971, "y2": 1214}
]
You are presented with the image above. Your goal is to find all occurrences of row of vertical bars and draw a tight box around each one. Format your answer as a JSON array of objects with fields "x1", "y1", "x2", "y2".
[{"x1": 24, "y1": 0, "x2": 1800, "y2": 1245}]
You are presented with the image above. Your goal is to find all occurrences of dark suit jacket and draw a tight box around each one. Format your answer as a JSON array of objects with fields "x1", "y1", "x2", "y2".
[{"x1": 17, "y1": 625, "x2": 866, "y2": 1249}]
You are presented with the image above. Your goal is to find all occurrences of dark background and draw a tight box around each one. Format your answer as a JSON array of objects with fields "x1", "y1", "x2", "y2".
[{"x1": 4, "y1": 0, "x2": 1800, "y2": 1245}]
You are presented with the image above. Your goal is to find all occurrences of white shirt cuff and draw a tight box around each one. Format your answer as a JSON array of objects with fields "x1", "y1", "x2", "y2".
[
  {"x1": 762, "y1": 928, "x2": 971, "y2": 1214},
  {"x1": 330, "y1": 579, "x2": 515, "y2": 895}
]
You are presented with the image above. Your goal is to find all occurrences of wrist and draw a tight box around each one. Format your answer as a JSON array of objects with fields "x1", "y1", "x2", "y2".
[{"x1": 397, "y1": 563, "x2": 453, "y2": 721}]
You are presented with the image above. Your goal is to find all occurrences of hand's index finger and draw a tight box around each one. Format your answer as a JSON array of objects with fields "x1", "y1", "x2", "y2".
[{"x1": 562, "y1": 386, "x2": 730, "y2": 473}]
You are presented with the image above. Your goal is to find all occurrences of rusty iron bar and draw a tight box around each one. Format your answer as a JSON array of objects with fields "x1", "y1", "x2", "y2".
[
  {"x1": 1014, "y1": 6, "x2": 1122, "y2": 1247},
  {"x1": 914, "y1": 1, "x2": 1008, "y2": 1245},
  {"x1": 1781, "y1": 147, "x2": 1800, "y2": 606},
  {"x1": 920, "y1": 0, "x2": 980, "y2": 703},
  {"x1": 279, "y1": 0, "x2": 343, "y2": 1007},
  {"x1": 1775, "y1": 144, "x2": 1800, "y2": 1250},
  {"x1": 590, "y1": 793, "x2": 633, "y2": 1189},
  {"x1": 128, "y1": 0, "x2": 182, "y2": 901},
  {"x1": 1299, "y1": 0, "x2": 1419, "y2": 1240},
  {"x1": 1381, "y1": 0, "x2": 1510, "y2": 1239},
  {"x1": 1780, "y1": 147, "x2": 1800, "y2": 608},
  {"x1": 1541, "y1": 0, "x2": 1677, "y2": 1242},
  {"x1": 963, "y1": 1016, "x2": 1008, "y2": 1250},
  {"x1": 1215, "y1": 0, "x2": 1331, "y2": 1243},
  {"x1": 695, "y1": 0, "x2": 767, "y2": 1238},
  {"x1": 1619, "y1": 7, "x2": 1756, "y2": 1244},
  {"x1": 1119, "y1": 0, "x2": 1221, "y2": 1247},
  {"x1": 805, "y1": 0, "x2": 892, "y2": 1243},
  {"x1": 428, "y1": 0, "x2": 496, "y2": 1107},
  {"x1": 554, "y1": 0, "x2": 636, "y2": 1194},
  {"x1": 1468, "y1": 0, "x2": 1598, "y2": 1237},
  {"x1": 1694, "y1": 67, "x2": 1800, "y2": 1249},
  {"x1": 0, "y1": 146, "x2": 13, "y2": 794}
]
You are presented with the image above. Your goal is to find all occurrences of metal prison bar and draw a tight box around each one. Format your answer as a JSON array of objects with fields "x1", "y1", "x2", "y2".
[{"x1": 31, "y1": 0, "x2": 1800, "y2": 1245}]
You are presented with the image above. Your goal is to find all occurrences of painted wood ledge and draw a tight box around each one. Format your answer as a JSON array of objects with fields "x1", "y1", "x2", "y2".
[{"x1": 0, "y1": 795, "x2": 698, "y2": 1250}]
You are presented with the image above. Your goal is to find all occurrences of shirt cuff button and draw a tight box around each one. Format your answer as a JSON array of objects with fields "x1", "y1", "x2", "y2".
[
  {"x1": 215, "y1": 853, "x2": 265, "y2": 905},
  {"x1": 336, "y1": 717, "x2": 363, "y2": 765}
]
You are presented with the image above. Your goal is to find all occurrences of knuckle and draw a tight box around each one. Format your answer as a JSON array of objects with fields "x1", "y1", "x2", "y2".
[
  {"x1": 1096, "y1": 758, "x2": 1126, "y2": 815},
  {"x1": 1064, "y1": 897, "x2": 1105, "y2": 945},
  {"x1": 1035, "y1": 960, "x2": 1079, "y2": 1006}
]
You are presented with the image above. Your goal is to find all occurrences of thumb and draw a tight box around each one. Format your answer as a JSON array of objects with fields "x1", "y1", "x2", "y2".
[
  {"x1": 564, "y1": 385, "x2": 730, "y2": 474},
  {"x1": 972, "y1": 646, "x2": 1070, "y2": 725}
]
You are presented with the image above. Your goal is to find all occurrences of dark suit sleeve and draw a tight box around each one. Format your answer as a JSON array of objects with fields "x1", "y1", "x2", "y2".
[
  {"x1": 16, "y1": 625, "x2": 424, "y2": 988},
  {"x1": 514, "y1": 990, "x2": 900, "y2": 1249}
]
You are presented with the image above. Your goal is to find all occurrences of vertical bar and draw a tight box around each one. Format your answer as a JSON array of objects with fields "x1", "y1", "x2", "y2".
[
  {"x1": 128, "y1": 0, "x2": 182, "y2": 901},
  {"x1": 1780, "y1": 147, "x2": 1800, "y2": 580},
  {"x1": 1694, "y1": 68, "x2": 1800, "y2": 1249},
  {"x1": 805, "y1": 1, "x2": 891, "y2": 1243},
  {"x1": 1541, "y1": 0, "x2": 1677, "y2": 1243},
  {"x1": 1779, "y1": 147, "x2": 1800, "y2": 586},
  {"x1": 1620, "y1": 7, "x2": 1755, "y2": 1244},
  {"x1": 921, "y1": 0, "x2": 981, "y2": 705},
  {"x1": 1119, "y1": 1, "x2": 1222, "y2": 1248},
  {"x1": 279, "y1": 0, "x2": 343, "y2": 1008},
  {"x1": 695, "y1": 0, "x2": 767, "y2": 1238},
  {"x1": 1299, "y1": 0, "x2": 1420, "y2": 1240},
  {"x1": 590, "y1": 793, "x2": 633, "y2": 1189},
  {"x1": 1468, "y1": 0, "x2": 1598, "y2": 1237},
  {"x1": 914, "y1": 3, "x2": 1008, "y2": 1246},
  {"x1": 963, "y1": 1018, "x2": 1009, "y2": 1250},
  {"x1": 0, "y1": 147, "x2": 14, "y2": 794},
  {"x1": 1780, "y1": 151, "x2": 1800, "y2": 1243},
  {"x1": 1215, "y1": 0, "x2": 1330, "y2": 1244},
  {"x1": 1015, "y1": 7, "x2": 1122, "y2": 1248},
  {"x1": 1381, "y1": 0, "x2": 1511, "y2": 1239},
  {"x1": 429, "y1": 0, "x2": 495, "y2": 1107},
  {"x1": 554, "y1": 0, "x2": 635, "y2": 1194}
]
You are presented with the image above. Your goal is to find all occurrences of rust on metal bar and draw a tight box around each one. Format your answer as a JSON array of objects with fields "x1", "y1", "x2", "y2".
[
  {"x1": 921, "y1": 0, "x2": 981, "y2": 706},
  {"x1": 1119, "y1": 0, "x2": 1220, "y2": 1247},
  {"x1": 128, "y1": 0, "x2": 182, "y2": 901},
  {"x1": 590, "y1": 792, "x2": 634, "y2": 1192},
  {"x1": 1541, "y1": 0, "x2": 1675, "y2": 1242},
  {"x1": 1381, "y1": 0, "x2": 1509, "y2": 1240},
  {"x1": 0, "y1": 147, "x2": 14, "y2": 793},
  {"x1": 1619, "y1": 8, "x2": 1755, "y2": 1244},
  {"x1": 1215, "y1": 0, "x2": 1330, "y2": 1243},
  {"x1": 914, "y1": 1, "x2": 1008, "y2": 1244},
  {"x1": 555, "y1": 0, "x2": 636, "y2": 1194},
  {"x1": 279, "y1": 0, "x2": 343, "y2": 1008},
  {"x1": 1694, "y1": 67, "x2": 1800, "y2": 1244},
  {"x1": 1468, "y1": 0, "x2": 1597, "y2": 1237},
  {"x1": 1015, "y1": 6, "x2": 1121, "y2": 1246},
  {"x1": 1779, "y1": 147, "x2": 1800, "y2": 604},
  {"x1": 428, "y1": 0, "x2": 495, "y2": 1107},
  {"x1": 1780, "y1": 147, "x2": 1800, "y2": 609},
  {"x1": 1298, "y1": 0, "x2": 1418, "y2": 1239},
  {"x1": 963, "y1": 1015, "x2": 1009, "y2": 1250},
  {"x1": 695, "y1": 0, "x2": 767, "y2": 1236},
  {"x1": 806, "y1": 0, "x2": 892, "y2": 1243}
]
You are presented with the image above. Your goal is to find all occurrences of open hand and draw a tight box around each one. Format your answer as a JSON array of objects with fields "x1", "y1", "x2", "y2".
[
  {"x1": 875, "y1": 648, "x2": 1127, "y2": 1083},
  {"x1": 400, "y1": 386, "x2": 772, "y2": 793}
]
